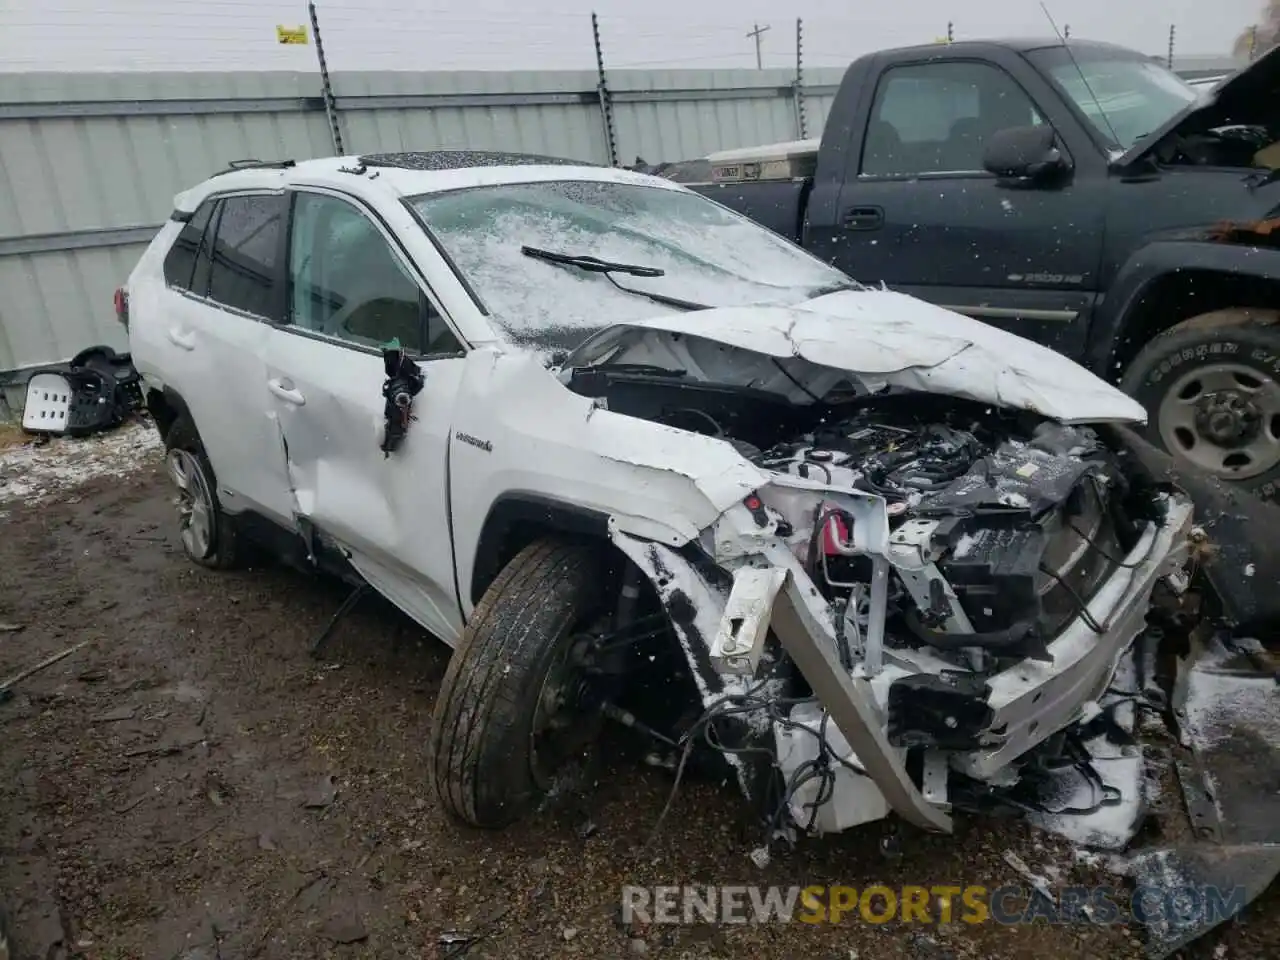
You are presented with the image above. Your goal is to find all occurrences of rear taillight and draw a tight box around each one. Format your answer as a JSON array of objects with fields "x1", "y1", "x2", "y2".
[{"x1": 114, "y1": 287, "x2": 129, "y2": 328}]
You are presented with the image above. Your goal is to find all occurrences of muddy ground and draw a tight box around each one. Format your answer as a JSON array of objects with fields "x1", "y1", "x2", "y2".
[{"x1": 0, "y1": 448, "x2": 1276, "y2": 959}]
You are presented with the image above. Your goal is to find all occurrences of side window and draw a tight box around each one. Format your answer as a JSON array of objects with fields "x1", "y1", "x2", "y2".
[
  {"x1": 163, "y1": 199, "x2": 216, "y2": 290},
  {"x1": 288, "y1": 192, "x2": 462, "y2": 355},
  {"x1": 207, "y1": 194, "x2": 287, "y2": 318},
  {"x1": 860, "y1": 61, "x2": 1044, "y2": 177}
]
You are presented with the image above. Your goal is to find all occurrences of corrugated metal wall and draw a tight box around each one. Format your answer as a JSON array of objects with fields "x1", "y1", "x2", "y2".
[{"x1": 0, "y1": 66, "x2": 844, "y2": 375}]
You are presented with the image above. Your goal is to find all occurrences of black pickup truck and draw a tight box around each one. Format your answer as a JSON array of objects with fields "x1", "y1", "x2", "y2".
[{"x1": 679, "y1": 39, "x2": 1280, "y2": 499}]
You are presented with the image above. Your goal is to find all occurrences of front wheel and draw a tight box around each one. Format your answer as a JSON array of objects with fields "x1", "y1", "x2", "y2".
[
  {"x1": 428, "y1": 538, "x2": 608, "y2": 828},
  {"x1": 1121, "y1": 310, "x2": 1280, "y2": 501}
]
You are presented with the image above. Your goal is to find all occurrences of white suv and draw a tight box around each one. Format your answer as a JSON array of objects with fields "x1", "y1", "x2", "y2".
[{"x1": 126, "y1": 151, "x2": 1197, "y2": 838}]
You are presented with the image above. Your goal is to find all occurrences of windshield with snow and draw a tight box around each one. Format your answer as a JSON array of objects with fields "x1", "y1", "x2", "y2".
[
  {"x1": 408, "y1": 180, "x2": 851, "y2": 351},
  {"x1": 1028, "y1": 47, "x2": 1198, "y2": 150}
]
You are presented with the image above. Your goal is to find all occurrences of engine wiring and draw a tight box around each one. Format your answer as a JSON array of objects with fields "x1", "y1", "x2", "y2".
[
  {"x1": 622, "y1": 413, "x2": 1187, "y2": 849},
  {"x1": 645, "y1": 663, "x2": 870, "y2": 849}
]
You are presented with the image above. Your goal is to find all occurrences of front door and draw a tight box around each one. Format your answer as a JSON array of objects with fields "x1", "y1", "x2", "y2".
[
  {"x1": 264, "y1": 188, "x2": 469, "y2": 644},
  {"x1": 816, "y1": 58, "x2": 1107, "y2": 360}
]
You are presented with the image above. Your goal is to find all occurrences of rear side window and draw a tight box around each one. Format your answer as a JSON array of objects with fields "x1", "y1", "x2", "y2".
[
  {"x1": 207, "y1": 194, "x2": 287, "y2": 319},
  {"x1": 163, "y1": 200, "x2": 216, "y2": 290}
]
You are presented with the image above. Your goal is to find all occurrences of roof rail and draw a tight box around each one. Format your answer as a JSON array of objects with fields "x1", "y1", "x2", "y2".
[{"x1": 211, "y1": 158, "x2": 296, "y2": 178}]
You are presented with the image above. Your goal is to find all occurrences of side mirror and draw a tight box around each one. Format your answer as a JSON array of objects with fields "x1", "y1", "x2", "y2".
[{"x1": 982, "y1": 126, "x2": 1069, "y2": 183}]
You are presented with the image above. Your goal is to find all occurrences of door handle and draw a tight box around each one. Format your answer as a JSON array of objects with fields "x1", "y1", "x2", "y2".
[
  {"x1": 167, "y1": 327, "x2": 196, "y2": 351},
  {"x1": 842, "y1": 206, "x2": 884, "y2": 231},
  {"x1": 268, "y1": 378, "x2": 306, "y2": 406}
]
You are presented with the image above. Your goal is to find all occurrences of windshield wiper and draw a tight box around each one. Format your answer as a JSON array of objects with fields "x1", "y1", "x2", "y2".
[
  {"x1": 520, "y1": 245, "x2": 710, "y2": 312},
  {"x1": 522, "y1": 245, "x2": 664, "y2": 277}
]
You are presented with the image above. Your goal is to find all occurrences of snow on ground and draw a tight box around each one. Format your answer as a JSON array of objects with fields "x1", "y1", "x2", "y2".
[
  {"x1": 1183, "y1": 641, "x2": 1280, "y2": 750},
  {"x1": 0, "y1": 420, "x2": 162, "y2": 511}
]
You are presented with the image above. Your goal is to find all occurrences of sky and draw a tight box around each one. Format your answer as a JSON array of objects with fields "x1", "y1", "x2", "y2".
[{"x1": 0, "y1": 0, "x2": 1266, "y2": 72}]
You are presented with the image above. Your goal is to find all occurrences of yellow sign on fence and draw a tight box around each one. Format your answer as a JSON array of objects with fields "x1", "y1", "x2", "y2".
[{"x1": 277, "y1": 25, "x2": 309, "y2": 45}]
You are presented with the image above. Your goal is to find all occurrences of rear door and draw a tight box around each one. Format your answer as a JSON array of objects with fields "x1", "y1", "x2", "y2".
[
  {"x1": 264, "y1": 187, "x2": 469, "y2": 644},
  {"x1": 829, "y1": 55, "x2": 1108, "y2": 359},
  {"x1": 153, "y1": 192, "x2": 295, "y2": 526}
]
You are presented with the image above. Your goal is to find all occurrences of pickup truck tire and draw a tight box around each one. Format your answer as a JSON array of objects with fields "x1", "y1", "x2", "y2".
[
  {"x1": 1121, "y1": 309, "x2": 1280, "y2": 501},
  {"x1": 162, "y1": 415, "x2": 244, "y2": 569},
  {"x1": 429, "y1": 537, "x2": 606, "y2": 828}
]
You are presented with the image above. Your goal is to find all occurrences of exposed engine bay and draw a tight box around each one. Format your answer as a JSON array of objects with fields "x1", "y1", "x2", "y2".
[
  {"x1": 750, "y1": 401, "x2": 1128, "y2": 662},
  {"x1": 570, "y1": 363, "x2": 1198, "y2": 843},
  {"x1": 1158, "y1": 122, "x2": 1280, "y2": 169}
]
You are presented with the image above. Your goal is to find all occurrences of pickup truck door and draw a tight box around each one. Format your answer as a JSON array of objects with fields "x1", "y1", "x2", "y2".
[
  {"x1": 813, "y1": 52, "x2": 1107, "y2": 361},
  {"x1": 264, "y1": 188, "x2": 469, "y2": 645}
]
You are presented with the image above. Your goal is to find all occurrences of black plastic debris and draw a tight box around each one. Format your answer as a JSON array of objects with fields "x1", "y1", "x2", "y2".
[
  {"x1": 20, "y1": 345, "x2": 142, "y2": 438},
  {"x1": 1106, "y1": 425, "x2": 1280, "y2": 639}
]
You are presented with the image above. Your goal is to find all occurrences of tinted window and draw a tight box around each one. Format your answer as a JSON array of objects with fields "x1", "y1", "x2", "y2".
[
  {"x1": 288, "y1": 192, "x2": 461, "y2": 354},
  {"x1": 861, "y1": 62, "x2": 1043, "y2": 176},
  {"x1": 207, "y1": 194, "x2": 286, "y2": 318},
  {"x1": 163, "y1": 199, "x2": 215, "y2": 290},
  {"x1": 190, "y1": 202, "x2": 220, "y2": 297}
]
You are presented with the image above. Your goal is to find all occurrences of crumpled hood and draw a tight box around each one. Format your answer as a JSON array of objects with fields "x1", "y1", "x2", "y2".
[
  {"x1": 1115, "y1": 45, "x2": 1280, "y2": 169},
  {"x1": 563, "y1": 288, "x2": 1147, "y2": 425}
]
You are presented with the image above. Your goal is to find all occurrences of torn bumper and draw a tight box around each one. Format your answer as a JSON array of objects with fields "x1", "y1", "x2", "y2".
[{"x1": 611, "y1": 489, "x2": 1195, "y2": 836}]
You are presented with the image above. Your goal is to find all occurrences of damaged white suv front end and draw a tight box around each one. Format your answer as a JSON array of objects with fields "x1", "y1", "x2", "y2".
[{"x1": 562, "y1": 302, "x2": 1197, "y2": 837}]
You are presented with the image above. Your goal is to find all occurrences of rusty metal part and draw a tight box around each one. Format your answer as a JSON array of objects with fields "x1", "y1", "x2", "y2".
[{"x1": 1174, "y1": 754, "x2": 1223, "y2": 843}]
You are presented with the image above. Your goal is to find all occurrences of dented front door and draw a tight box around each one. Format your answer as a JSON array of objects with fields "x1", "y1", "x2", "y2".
[{"x1": 263, "y1": 188, "x2": 467, "y2": 645}]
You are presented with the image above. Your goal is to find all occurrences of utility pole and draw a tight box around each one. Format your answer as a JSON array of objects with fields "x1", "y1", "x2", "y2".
[{"x1": 746, "y1": 22, "x2": 771, "y2": 69}]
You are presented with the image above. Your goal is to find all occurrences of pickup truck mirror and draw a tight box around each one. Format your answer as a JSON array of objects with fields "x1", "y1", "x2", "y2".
[{"x1": 982, "y1": 126, "x2": 1068, "y2": 184}]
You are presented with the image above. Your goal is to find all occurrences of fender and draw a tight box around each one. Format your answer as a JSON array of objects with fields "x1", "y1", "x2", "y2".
[
  {"x1": 145, "y1": 383, "x2": 194, "y2": 443},
  {"x1": 1086, "y1": 241, "x2": 1280, "y2": 376},
  {"x1": 467, "y1": 492, "x2": 697, "y2": 605}
]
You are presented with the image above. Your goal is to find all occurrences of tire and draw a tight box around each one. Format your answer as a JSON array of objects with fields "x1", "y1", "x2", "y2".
[
  {"x1": 162, "y1": 415, "x2": 244, "y2": 569},
  {"x1": 1120, "y1": 309, "x2": 1280, "y2": 502},
  {"x1": 429, "y1": 538, "x2": 606, "y2": 828}
]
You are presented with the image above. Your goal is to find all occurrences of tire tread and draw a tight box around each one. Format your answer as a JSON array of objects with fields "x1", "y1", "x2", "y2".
[{"x1": 429, "y1": 537, "x2": 599, "y2": 827}]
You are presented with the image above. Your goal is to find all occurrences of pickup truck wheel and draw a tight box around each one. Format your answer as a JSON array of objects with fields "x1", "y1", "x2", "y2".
[
  {"x1": 163, "y1": 416, "x2": 244, "y2": 569},
  {"x1": 1121, "y1": 310, "x2": 1280, "y2": 501},
  {"x1": 429, "y1": 538, "x2": 607, "y2": 828}
]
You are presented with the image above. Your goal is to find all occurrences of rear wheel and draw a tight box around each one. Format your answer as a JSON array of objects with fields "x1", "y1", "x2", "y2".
[
  {"x1": 429, "y1": 538, "x2": 607, "y2": 828},
  {"x1": 1121, "y1": 309, "x2": 1280, "y2": 501},
  {"x1": 162, "y1": 415, "x2": 244, "y2": 569}
]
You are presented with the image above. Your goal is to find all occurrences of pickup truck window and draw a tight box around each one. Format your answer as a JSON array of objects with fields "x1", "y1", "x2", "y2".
[
  {"x1": 409, "y1": 180, "x2": 849, "y2": 351},
  {"x1": 1026, "y1": 47, "x2": 1197, "y2": 150},
  {"x1": 861, "y1": 61, "x2": 1043, "y2": 177}
]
